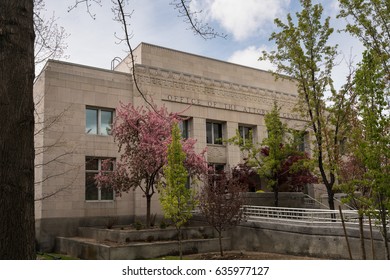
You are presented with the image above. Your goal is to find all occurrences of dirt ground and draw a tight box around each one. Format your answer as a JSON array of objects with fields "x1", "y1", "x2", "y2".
[{"x1": 185, "y1": 250, "x2": 324, "y2": 260}]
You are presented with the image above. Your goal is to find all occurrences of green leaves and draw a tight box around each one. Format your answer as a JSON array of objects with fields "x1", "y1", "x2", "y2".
[
  {"x1": 159, "y1": 123, "x2": 196, "y2": 229},
  {"x1": 338, "y1": 0, "x2": 390, "y2": 73}
]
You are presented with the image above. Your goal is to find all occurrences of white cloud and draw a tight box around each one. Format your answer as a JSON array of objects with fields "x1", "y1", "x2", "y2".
[
  {"x1": 193, "y1": 0, "x2": 290, "y2": 41},
  {"x1": 228, "y1": 45, "x2": 276, "y2": 71}
]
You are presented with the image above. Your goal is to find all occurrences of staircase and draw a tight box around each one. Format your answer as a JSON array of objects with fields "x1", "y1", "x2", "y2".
[
  {"x1": 303, "y1": 194, "x2": 329, "y2": 209},
  {"x1": 56, "y1": 226, "x2": 230, "y2": 259}
]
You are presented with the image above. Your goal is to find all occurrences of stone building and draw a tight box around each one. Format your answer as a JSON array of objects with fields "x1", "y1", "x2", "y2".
[{"x1": 34, "y1": 42, "x2": 313, "y2": 251}]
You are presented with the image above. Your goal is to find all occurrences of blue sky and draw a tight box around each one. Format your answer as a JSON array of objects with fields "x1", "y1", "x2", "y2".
[{"x1": 41, "y1": 0, "x2": 363, "y2": 90}]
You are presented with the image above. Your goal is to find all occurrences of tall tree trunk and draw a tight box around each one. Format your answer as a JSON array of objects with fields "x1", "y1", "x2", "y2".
[
  {"x1": 339, "y1": 206, "x2": 352, "y2": 259},
  {"x1": 369, "y1": 216, "x2": 376, "y2": 259},
  {"x1": 274, "y1": 185, "x2": 279, "y2": 207},
  {"x1": 379, "y1": 194, "x2": 389, "y2": 260},
  {"x1": 0, "y1": 0, "x2": 35, "y2": 259},
  {"x1": 146, "y1": 194, "x2": 151, "y2": 228},
  {"x1": 218, "y1": 230, "x2": 223, "y2": 256},
  {"x1": 178, "y1": 227, "x2": 182, "y2": 260},
  {"x1": 358, "y1": 213, "x2": 366, "y2": 260}
]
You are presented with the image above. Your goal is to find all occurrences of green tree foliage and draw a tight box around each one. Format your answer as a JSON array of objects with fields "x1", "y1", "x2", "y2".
[
  {"x1": 228, "y1": 102, "x2": 317, "y2": 207},
  {"x1": 199, "y1": 168, "x2": 247, "y2": 256},
  {"x1": 159, "y1": 123, "x2": 197, "y2": 259},
  {"x1": 338, "y1": 0, "x2": 390, "y2": 73},
  {"x1": 336, "y1": 0, "x2": 389, "y2": 258},
  {"x1": 259, "y1": 103, "x2": 293, "y2": 206},
  {"x1": 340, "y1": 50, "x2": 389, "y2": 259},
  {"x1": 261, "y1": 0, "x2": 355, "y2": 210}
]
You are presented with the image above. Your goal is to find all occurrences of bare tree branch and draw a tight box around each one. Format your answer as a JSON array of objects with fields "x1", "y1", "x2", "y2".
[
  {"x1": 34, "y1": 164, "x2": 81, "y2": 201},
  {"x1": 112, "y1": 0, "x2": 156, "y2": 110},
  {"x1": 68, "y1": 0, "x2": 102, "y2": 19},
  {"x1": 68, "y1": 0, "x2": 226, "y2": 117},
  {"x1": 34, "y1": 0, "x2": 69, "y2": 70},
  {"x1": 171, "y1": 0, "x2": 226, "y2": 40}
]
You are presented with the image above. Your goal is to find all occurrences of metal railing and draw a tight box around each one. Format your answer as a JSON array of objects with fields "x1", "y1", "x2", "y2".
[
  {"x1": 303, "y1": 194, "x2": 329, "y2": 209},
  {"x1": 242, "y1": 205, "x2": 362, "y2": 225}
]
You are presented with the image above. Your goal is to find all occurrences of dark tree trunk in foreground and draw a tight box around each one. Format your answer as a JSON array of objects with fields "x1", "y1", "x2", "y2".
[
  {"x1": 379, "y1": 194, "x2": 390, "y2": 260},
  {"x1": 273, "y1": 183, "x2": 279, "y2": 207},
  {"x1": 0, "y1": 0, "x2": 36, "y2": 259},
  {"x1": 358, "y1": 213, "x2": 366, "y2": 260}
]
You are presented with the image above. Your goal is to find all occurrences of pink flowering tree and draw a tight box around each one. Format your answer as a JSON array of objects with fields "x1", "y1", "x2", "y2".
[{"x1": 96, "y1": 102, "x2": 207, "y2": 227}]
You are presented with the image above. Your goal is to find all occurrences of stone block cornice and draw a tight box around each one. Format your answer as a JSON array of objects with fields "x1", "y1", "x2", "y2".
[{"x1": 135, "y1": 64, "x2": 298, "y2": 107}]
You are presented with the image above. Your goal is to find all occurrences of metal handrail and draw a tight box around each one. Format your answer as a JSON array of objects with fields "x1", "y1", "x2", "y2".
[
  {"x1": 242, "y1": 205, "x2": 363, "y2": 225},
  {"x1": 303, "y1": 194, "x2": 329, "y2": 209}
]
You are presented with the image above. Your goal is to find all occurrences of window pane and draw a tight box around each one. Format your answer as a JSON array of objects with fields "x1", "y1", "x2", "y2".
[
  {"x1": 244, "y1": 127, "x2": 251, "y2": 140},
  {"x1": 85, "y1": 157, "x2": 98, "y2": 171},
  {"x1": 213, "y1": 123, "x2": 222, "y2": 144},
  {"x1": 185, "y1": 176, "x2": 191, "y2": 189},
  {"x1": 85, "y1": 172, "x2": 98, "y2": 200},
  {"x1": 239, "y1": 126, "x2": 244, "y2": 139},
  {"x1": 101, "y1": 110, "x2": 113, "y2": 135},
  {"x1": 206, "y1": 122, "x2": 212, "y2": 144},
  {"x1": 101, "y1": 159, "x2": 115, "y2": 171},
  {"x1": 295, "y1": 132, "x2": 306, "y2": 152},
  {"x1": 215, "y1": 164, "x2": 225, "y2": 173},
  {"x1": 86, "y1": 108, "x2": 97, "y2": 134},
  {"x1": 100, "y1": 187, "x2": 114, "y2": 200},
  {"x1": 179, "y1": 119, "x2": 189, "y2": 139}
]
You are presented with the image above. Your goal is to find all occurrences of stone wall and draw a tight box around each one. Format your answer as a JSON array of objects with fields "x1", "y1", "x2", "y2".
[
  {"x1": 230, "y1": 220, "x2": 388, "y2": 259},
  {"x1": 242, "y1": 192, "x2": 306, "y2": 208}
]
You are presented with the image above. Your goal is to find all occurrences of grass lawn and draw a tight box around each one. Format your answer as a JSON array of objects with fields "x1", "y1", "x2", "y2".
[{"x1": 37, "y1": 252, "x2": 79, "y2": 260}]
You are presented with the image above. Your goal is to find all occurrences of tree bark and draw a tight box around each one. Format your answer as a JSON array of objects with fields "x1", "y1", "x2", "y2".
[
  {"x1": 369, "y1": 216, "x2": 376, "y2": 259},
  {"x1": 0, "y1": 0, "x2": 35, "y2": 259},
  {"x1": 146, "y1": 194, "x2": 151, "y2": 228},
  {"x1": 178, "y1": 227, "x2": 182, "y2": 260},
  {"x1": 339, "y1": 206, "x2": 352, "y2": 259},
  {"x1": 358, "y1": 213, "x2": 366, "y2": 260},
  {"x1": 379, "y1": 194, "x2": 389, "y2": 260},
  {"x1": 218, "y1": 231, "x2": 223, "y2": 256},
  {"x1": 274, "y1": 183, "x2": 279, "y2": 207}
]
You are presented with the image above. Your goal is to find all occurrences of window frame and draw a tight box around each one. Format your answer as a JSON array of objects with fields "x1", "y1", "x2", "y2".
[
  {"x1": 85, "y1": 157, "x2": 115, "y2": 201},
  {"x1": 179, "y1": 118, "x2": 191, "y2": 139},
  {"x1": 206, "y1": 121, "x2": 224, "y2": 145},
  {"x1": 294, "y1": 131, "x2": 308, "y2": 152},
  {"x1": 208, "y1": 163, "x2": 225, "y2": 186},
  {"x1": 238, "y1": 125, "x2": 253, "y2": 145},
  {"x1": 86, "y1": 107, "x2": 114, "y2": 136}
]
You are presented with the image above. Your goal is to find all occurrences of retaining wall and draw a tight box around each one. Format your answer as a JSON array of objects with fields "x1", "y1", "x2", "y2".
[{"x1": 230, "y1": 220, "x2": 388, "y2": 260}]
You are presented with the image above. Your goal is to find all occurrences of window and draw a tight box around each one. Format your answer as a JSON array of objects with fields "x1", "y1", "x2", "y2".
[
  {"x1": 86, "y1": 107, "x2": 114, "y2": 135},
  {"x1": 185, "y1": 176, "x2": 191, "y2": 189},
  {"x1": 206, "y1": 121, "x2": 223, "y2": 145},
  {"x1": 294, "y1": 131, "x2": 308, "y2": 152},
  {"x1": 209, "y1": 163, "x2": 225, "y2": 173},
  {"x1": 85, "y1": 157, "x2": 114, "y2": 201},
  {"x1": 179, "y1": 118, "x2": 190, "y2": 139},
  {"x1": 238, "y1": 125, "x2": 253, "y2": 145},
  {"x1": 208, "y1": 163, "x2": 225, "y2": 186},
  {"x1": 339, "y1": 137, "x2": 347, "y2": 155}
]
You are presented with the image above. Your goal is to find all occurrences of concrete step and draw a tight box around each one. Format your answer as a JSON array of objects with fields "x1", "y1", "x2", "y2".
[
  {"x1": 56, "y1": 235, "x2": 231, "y2": 259},
  {"x1": 78, "y1": 226, "x2": 216, "y2": 243}
]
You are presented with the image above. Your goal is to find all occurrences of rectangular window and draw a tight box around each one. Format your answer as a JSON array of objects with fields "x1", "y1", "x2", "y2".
[
  {"x1": 179, "y1": 118, "x2": 190, "y2": 139},
  {"x1": 86, "y1": 107, "x2": 114, "y2": 135},
  {"x1": 238, "y1": 125, "x2": 253, "y2": 145},
  {"x1": 294, "y1": 131, "x2": 307, "y2": 152},
  {"x1": 208, "y1": 163, "x2": 225, "y2": 186},
  {"x1": 209, "y1": 164, "x2": 225, "y2": 173},
  {"x1": 85, "y1": 157, "x2": 114, "y2": 201},
  {"x1": 206, "y1": 121, "x2": 223, "y2": 145},
  {"x1": 339, "y1": 137, "x2": 347, "y2": 155}
]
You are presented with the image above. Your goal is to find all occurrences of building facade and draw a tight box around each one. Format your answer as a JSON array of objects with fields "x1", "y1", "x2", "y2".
[{"x1": 34, "y1": 43, "x2": 313, "y2": 251}]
